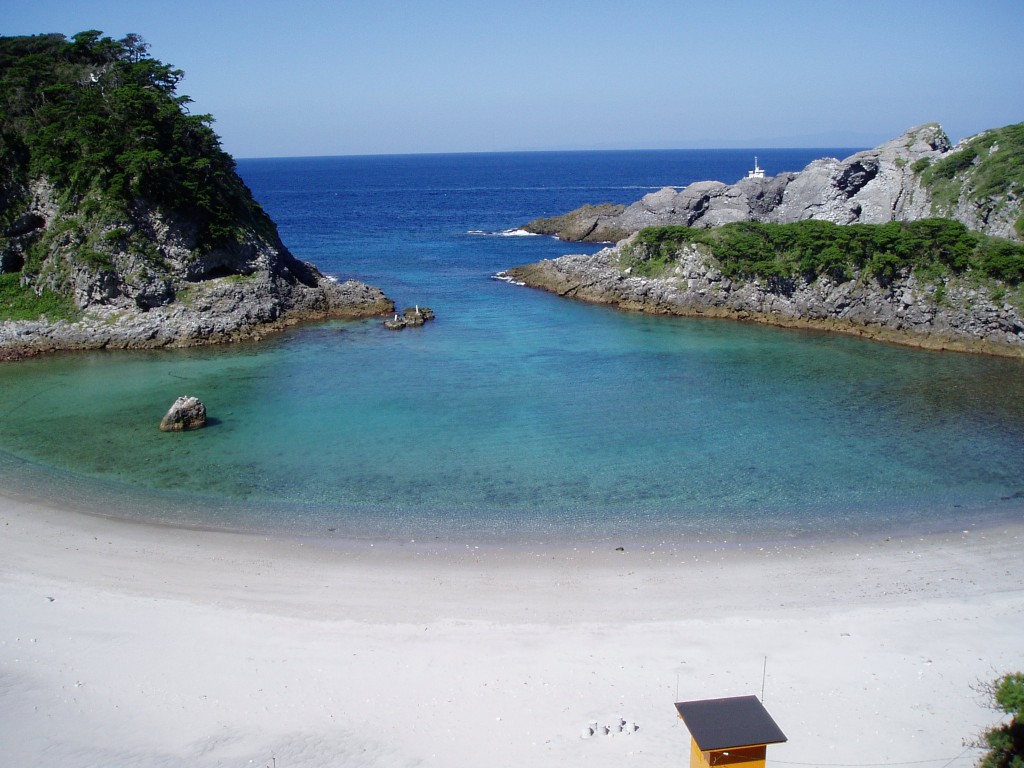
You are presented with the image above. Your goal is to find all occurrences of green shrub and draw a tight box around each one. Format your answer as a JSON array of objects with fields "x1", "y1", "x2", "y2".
[
  {"x1": 102, "y1": 227, "x2": 129, "y2": 244},
  {"x1": 927, "y1": 146, "x2": 979, "y2": 180},
  {"x1": 0, "y1": 272, "x2": 79, "y2": 321},
  {"x1": 975, "y1": 237, "x2": 1024, "y2": 283},
  {"x1": 631, "y1": 219, "x2": 1024, "y2": 287},
  {"x1": 978, "y1": 672, "x2": 1024, "y2": 768},
  {"x1": 623, "y1": 226, "x2": 711, "y2": 276},
  {"x1": 79, "y1": 249, "x2": 113, "y2": 269},
  {"x1": 865, "y1": 250, "x2": 903, "y2": 283}
]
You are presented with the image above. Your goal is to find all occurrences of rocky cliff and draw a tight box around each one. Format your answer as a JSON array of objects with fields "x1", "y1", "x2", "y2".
[
  {"x1": 0, "y1": 32, "x2": 392, "y2": 359},
  {"x1": 0, "y1": 176, "x2": 392, "y2": 358},
  {"x1": 507, "y1": 240, "x2": 1024, "y2": 356},
  {"x1": 525, "y1": 123, "x2": 1023, "y2": 243}
]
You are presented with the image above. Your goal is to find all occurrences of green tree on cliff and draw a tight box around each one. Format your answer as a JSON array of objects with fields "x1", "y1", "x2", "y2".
[{"x1": 0, "y1": 30, "x2": 272, "y2": 249}]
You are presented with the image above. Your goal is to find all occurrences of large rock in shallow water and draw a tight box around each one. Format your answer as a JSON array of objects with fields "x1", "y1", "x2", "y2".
[{"x1": 159, "y1": 396, "x2": 207, "y2": 432}]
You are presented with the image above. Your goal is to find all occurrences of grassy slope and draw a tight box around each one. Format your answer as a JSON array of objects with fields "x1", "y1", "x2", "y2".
[{"x1": 913, "y1": 122, "x2": 1024, "y2": 238}]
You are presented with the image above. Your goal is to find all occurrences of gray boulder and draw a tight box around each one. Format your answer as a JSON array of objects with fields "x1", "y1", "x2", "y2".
[
  {"x1": 769, "y1": 124, "x2": 949, "y2": 225},
  {"x1": 159, "y1": 396, "x2": 207, "y2": 432}
]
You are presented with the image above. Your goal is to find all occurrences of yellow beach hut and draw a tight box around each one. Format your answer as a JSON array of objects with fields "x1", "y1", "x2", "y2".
[{"x1": 674, "y1": 695, "x2": 787, "y2": 768}]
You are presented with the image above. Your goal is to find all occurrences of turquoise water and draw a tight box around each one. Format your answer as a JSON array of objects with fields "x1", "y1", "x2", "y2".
[{"x1": 1, "y1": 150, "x2": 1022, "y2": 542}]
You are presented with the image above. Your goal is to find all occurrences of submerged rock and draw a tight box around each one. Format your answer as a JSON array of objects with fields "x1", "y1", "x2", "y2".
[{"x1": 159, "y1": 396, "x2": 207, "y2": 432}]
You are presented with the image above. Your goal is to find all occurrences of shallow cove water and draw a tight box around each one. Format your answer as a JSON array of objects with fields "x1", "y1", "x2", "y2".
[{"x1": 1, "y1": 149, "x2": 1023, "y2": 543}]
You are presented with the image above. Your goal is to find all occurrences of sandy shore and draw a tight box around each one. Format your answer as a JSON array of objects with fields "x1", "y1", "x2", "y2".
[{"x1": 1, "y1": 493, "x2": 1022, "y2": 768}]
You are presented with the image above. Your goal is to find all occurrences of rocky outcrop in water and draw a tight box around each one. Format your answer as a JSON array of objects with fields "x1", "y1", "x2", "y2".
[
  {"x1": 383, "y1": 305, "x2": 435, "y2": 330},
  {"x1": 0, "y1": 272, "x2": 393, "y2": 358},
  {"x1": 159, "y1": 396, "x2": 207, "y2": 432},
  {"x1": 0, "y1": 179, "x2": 394, "y2": 357},
  {"x1": 506, "y1": 239, "x2": 1024, "y2": 356},
  {"x1": 0, "y1": 173, "x2": 395, "y2": 358},
  {"x1": 524, "y1": 124, "x2": 1021, "y2": 243}
]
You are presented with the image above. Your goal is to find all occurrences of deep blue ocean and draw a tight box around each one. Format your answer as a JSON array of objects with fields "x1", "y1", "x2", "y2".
[{"x1": 1, "y1": 149, "x2": 1023, "y2": 544}]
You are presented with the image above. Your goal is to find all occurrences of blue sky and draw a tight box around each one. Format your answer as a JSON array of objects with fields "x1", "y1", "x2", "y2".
[{"x1": 6, "y1": 0, "x2": 1023, "y2": 158}]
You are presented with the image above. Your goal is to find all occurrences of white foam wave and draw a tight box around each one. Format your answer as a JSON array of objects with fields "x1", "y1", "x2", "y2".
[
  {"x1": 467, "y1": 228, "x2": 541, "y2": 238},
  {"x1": 491, "y1": 271, "x2": 526, "y2": 286}
]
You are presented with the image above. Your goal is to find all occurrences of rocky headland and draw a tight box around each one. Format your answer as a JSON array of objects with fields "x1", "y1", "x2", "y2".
[
  {"x1": 0, "y1": 175, "x2": 393, "y2": 359},
  {"x1": 0, "y1": 32, "x2": 392, "y2": 360},
  {"x1": 0, "y1": 273, "x2": 393, "y2": 361},
  {"x1": 524, "y1": 123, "x2": 1023, "y2": 243},
  {"x1": 511, "y1": 123, "x2": 1024, "y2": 355},
  {"x1": 507, "y1": 242, "x2": 1024, "y2": 356}
]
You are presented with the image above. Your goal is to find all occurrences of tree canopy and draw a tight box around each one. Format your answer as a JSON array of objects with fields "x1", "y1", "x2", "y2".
[{"x1": 0, "y1": 30, "x2": 271, "y2": 247}]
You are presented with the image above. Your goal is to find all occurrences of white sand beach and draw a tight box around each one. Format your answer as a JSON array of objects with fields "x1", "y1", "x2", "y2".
[{"x1": 1, "y1": 492, "x2": 1022, "y2": 768}]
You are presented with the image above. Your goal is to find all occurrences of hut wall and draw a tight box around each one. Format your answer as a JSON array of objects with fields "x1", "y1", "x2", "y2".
[{"x1": 690, "y1": 740, "x2": 769, "y2": 768}]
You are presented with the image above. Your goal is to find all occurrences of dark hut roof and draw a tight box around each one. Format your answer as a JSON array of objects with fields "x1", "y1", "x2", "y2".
[{"x1": 674, "y1": 695, "x2": 787, "y2": 751}]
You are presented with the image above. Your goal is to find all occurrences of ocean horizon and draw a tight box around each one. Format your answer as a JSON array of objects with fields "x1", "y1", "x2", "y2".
[{"x1": 1, "y1": 148, "x2": 1022, "y2": 544}]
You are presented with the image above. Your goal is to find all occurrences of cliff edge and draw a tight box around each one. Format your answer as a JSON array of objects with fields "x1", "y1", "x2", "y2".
[{"x1": 0, "y1": 32, "x2": 392, "y2": 359}]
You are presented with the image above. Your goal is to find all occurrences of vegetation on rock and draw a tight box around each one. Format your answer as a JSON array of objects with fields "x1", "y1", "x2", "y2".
[
  {"x1": 913, "y1": 122, "x2": 1024, "y2": 238},
  {"x1": 0, "y1": 272, "x2": 78, "y2": 321},
  {"x1": 622, "y1": 219, "x2": 1024, "y2": 290},
  {"x1": 1, "y1": 31, "x2": 271, "y2": 243},
  {"x1": 0, "y1": 31, "x2": 391, "y2": 355},
  {"x1": 0, "y1": 31, "x2": 282, "y2": 321}
]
